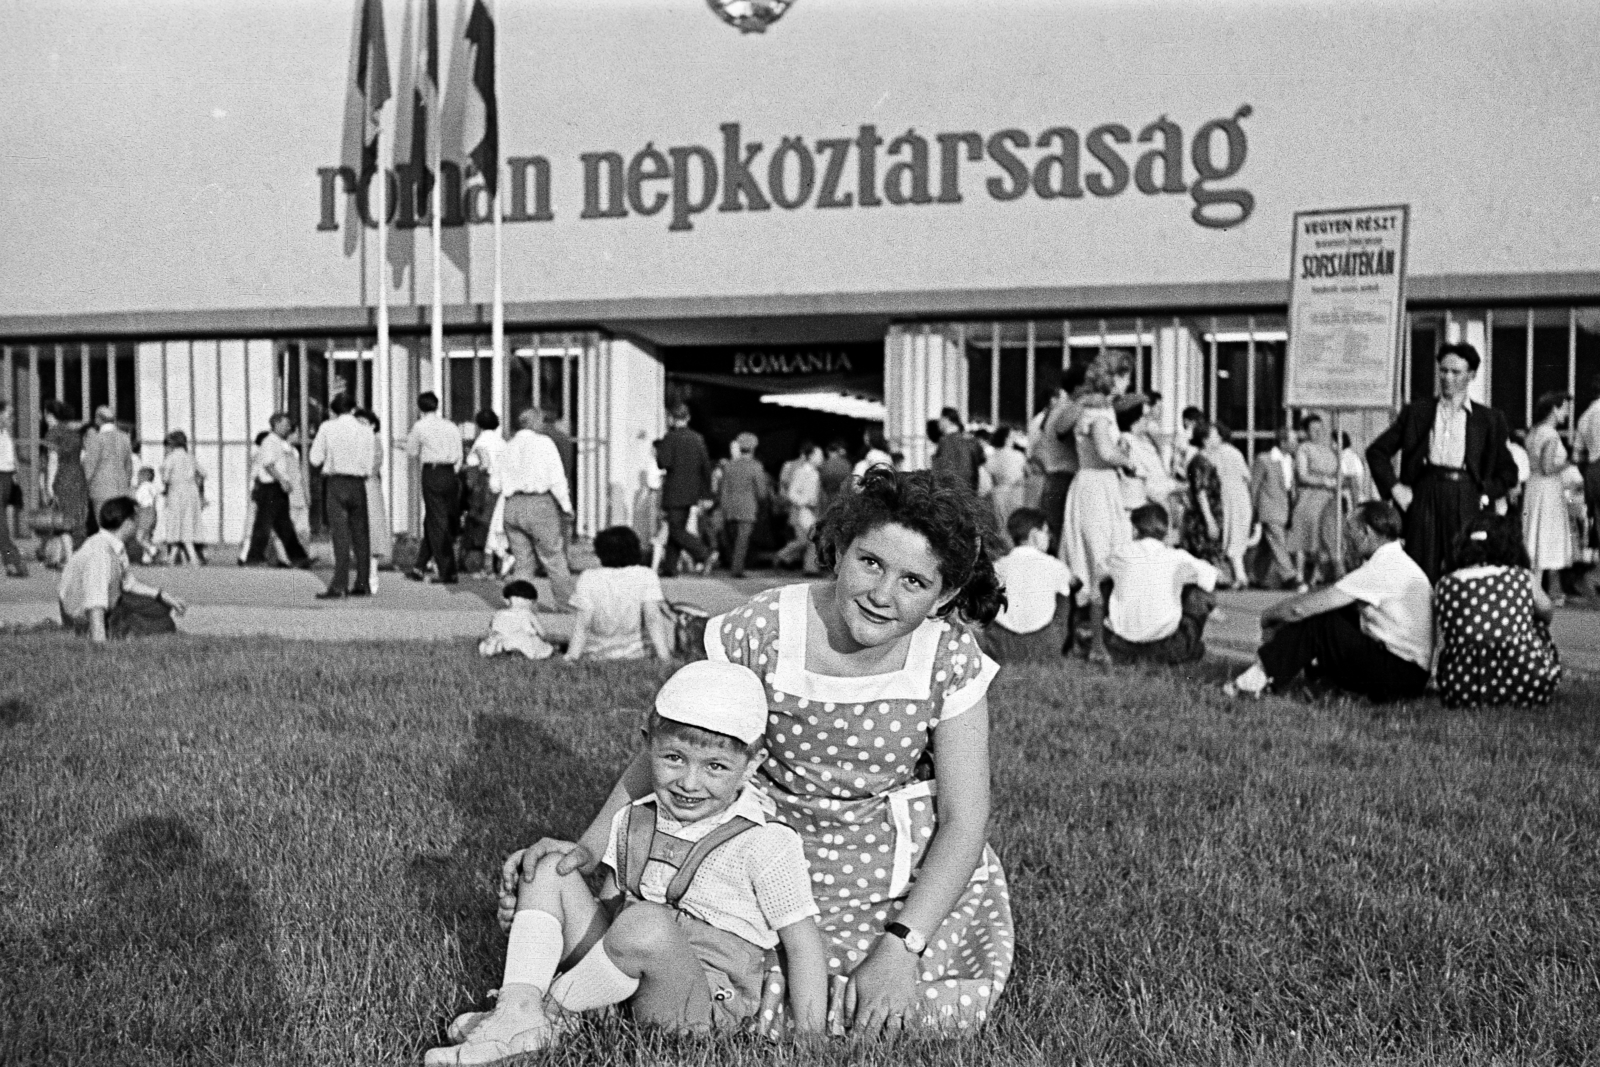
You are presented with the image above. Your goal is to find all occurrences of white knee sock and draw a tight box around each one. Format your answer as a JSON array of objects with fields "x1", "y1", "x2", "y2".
[
  {"x1": 547, "y1": 943, "x2": 639, "y2": 1013},
  {"x1": 502, "y1": 909, "x2": 564, "y2": 992}
]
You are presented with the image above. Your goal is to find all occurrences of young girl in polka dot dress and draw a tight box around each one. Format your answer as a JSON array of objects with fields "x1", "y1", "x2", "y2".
[
  {"x1": 1435, "y1": 514, "x2": 1562, "y2": 708},
  {"x1": 504, "y1": 468, "x2": 1014, "y2": 1038}
]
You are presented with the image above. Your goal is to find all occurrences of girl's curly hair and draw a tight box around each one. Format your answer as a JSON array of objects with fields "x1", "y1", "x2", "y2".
[{"x1": 811, "y1": 467, "x2": 1008, "y2": 625}]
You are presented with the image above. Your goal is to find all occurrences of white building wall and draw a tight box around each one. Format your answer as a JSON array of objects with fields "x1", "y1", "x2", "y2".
[
  {"x1": 602, "y1": 338, "x2": 667, "y2": 532},
  {"x1": 884, "y1": 324, "x2": 966, "y2": 470}
]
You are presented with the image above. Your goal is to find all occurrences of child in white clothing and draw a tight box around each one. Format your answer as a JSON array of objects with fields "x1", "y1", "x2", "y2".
[
  {"x1": 478, "y1": 580, "x2": 555, "y2": 661},
  {"x1": 426, "y1": 661, "x2": 826, "y2": 1064},
  {"x1": 132, "y1": 468, "x2": 161, "y2": 565},
  {"x1": 982, "y1": 507, "x2": 1076, "y2": 663},
  {"x1": 566, "y1": 526, "x2": 673, "y2": 661},
  {"x1": 1102, "y1": 503, "x2": 1218, "y2": 665}
]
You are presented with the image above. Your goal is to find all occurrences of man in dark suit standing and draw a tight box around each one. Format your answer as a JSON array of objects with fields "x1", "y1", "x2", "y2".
[
  {"x1": 1366, "y1": 342, "x2": 1517, "y2": 583},
  {"x1": 1249, "y1": 425, "x2": 1298, "y2": 589},
  {"x1": 655, "y1": 402, "x2": 715, "y2": 576}
]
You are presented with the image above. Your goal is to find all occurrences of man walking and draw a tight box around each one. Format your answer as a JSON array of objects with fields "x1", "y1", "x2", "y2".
[
  {"x1": 718, "y1": 432, "x2": 768, "y2": 579},
  {"x1": 775, "y1": 441, "x2": 822, "y2": 574},
  {"x1": 308, "y1": 393, "x2": 373, "y2": 599},
  {"x1": 0, "y1": 398, "x2": 26, "y2": 577},
  {"x1": 82, "y1": 405, "x2": 134, "y2": 522},
  {"x1": 405, "y1": 391, "x2": 463, "y2": 584},
  {"x1": 930, "y1": 407, "x2": 984, "y2": 491},
  {"x1": 1366, "y1": 342, "x2": 1517, "y2": 583},
  {"x1": 1249, "y1": 425, "x2": 1298, "y2": 589},
  {"x1": 491, "y1": 407, "x2": 575, "y2": 606},
  {"x1": 244, "y1": 412, "x2": 313, "y2": 569},
  {"x1": 655, "y1": 403, "x2": 714, "y2": 577}
]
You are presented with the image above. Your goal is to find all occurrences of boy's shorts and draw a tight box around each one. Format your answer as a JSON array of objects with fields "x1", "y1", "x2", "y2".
[{"x1": 626, "y1": 902, "x2": 769, "y2": 1028}]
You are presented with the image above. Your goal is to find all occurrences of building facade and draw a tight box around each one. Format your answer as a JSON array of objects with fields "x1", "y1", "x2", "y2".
[{"x1": 3, "y1": 0, "x2": 1597, "y2": 540}]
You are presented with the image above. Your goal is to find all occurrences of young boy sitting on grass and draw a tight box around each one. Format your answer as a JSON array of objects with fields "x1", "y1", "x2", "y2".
[
  {"x1": 982, "y1": 506, "x2": 1077, "y2": 663},
  {"x1": 1101, "y1": 502, "x2": 1218, "y2": 665},
  {"x1": 426, "y1": 661, "x2": 826, "y2": 1065}
]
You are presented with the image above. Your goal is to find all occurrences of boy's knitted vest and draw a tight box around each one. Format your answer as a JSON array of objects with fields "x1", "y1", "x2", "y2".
[{"x1": 613, "y1": 800, "x2": 759, "y2": 907}]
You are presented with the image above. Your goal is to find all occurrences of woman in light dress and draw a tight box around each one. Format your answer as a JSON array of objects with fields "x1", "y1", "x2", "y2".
[
  {"x1": 1522, "y1": 391, "x2": 1575, "y2": 602},
  {"x1": 1209, "y1": 423, "x2": 1254, "y2": 589},
  {"x1": 1290, "y1": 413, "x2": 1339, "y2": 588},
  {"x1": 986, "y1": 425, "x2": 1028, "y2": 533},
  {"x1": 1057, "y1": 349, "x2": 1134, "y2": 661},
  {"x1": 354, "y1": 409, "x2": 393, "y2": 591},
  {"x1": 160, "y1": 430, "x2": 204, "y2": 566}
]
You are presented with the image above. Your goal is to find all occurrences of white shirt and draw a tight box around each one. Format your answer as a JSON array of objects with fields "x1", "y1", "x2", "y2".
[
  {"x1": 58, "y1": 530, "x2": 157, "y2": 621},
  {"x1": 135, "y1": 482, "x2": 160, "y2": 509},
  {"x1": 1508, "y1": 441, "x2": 1530, "y2": 485},
  {"x1": 851, "y1": 449, "x2": 893, "y2": 482},
  {"x1": 0, "y1": 427, "x2": 15, "y2": 473},
  {"x1": 994, "y1": 545, "x2": 1077, "y2": 633},
  {"x1": 1335, "y1": 541, "x2": 1434, "y2": 668},
  {"x1": 1574, "y1": 399, "x2": 1600, "y2": 465},
  {"x1": 405, "y1": 411, "x2": 464, "y2": 467},
  {"x1": 1428, "y1": 394, "x2": 1472, "y2": 468},
  {"x1": 786, "y1": 463, "x2": 820, "y2": 509},
  {"x1": 309, "y1": 414, "x2": 375, "y2": 477},
  {"x1": 601, "y1": 786, "x2": 818, "y2": 950},
  {"x1": 1106, "y1": 538, "x2": 1219, "y2": 643},
  {"x1": 569, "y1": 565, "x2": 665, "y2": 659},
  {"x1": 469, "y1": 430, "x2": 506, "y2": 477},
  {"x1": 1121, "y1": 433, "x2": 1175, "y2": 509},
  {"x1": 1270, "y1": 446, "x2": 1294, "y2": 492},
  {"x1": 491, "y1": 428, "x2": 573, "y2": 514}
]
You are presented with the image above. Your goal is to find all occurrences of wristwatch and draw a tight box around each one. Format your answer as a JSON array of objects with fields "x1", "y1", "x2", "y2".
[{"x1": 884, "y1": 920, "x2": 928, "y2": 955}]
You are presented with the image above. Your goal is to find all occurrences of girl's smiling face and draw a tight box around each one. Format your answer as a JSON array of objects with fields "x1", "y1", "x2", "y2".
[{"x1": 833, "y1": 522, "x2": 955, "y2": 648}]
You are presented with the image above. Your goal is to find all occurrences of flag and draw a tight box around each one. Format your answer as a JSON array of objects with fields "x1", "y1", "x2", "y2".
[
  {"x1": 340, "y1": 0, "x2": 392, "y2": 257},
  {"x1": 388, "y1": 0, "x2": 439, "y2": 285},
  {"x1": 440, "y1": 0, "x2": 497, "y2": 272}
]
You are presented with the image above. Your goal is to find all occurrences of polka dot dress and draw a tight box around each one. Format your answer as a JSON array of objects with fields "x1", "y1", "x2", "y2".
[
  {"x1": 707, "y1": 585, "x2": 1015, "y2": 1036},
  {"x1": 1436, "y1": 566, "x2": 1562, "y2": 708}
]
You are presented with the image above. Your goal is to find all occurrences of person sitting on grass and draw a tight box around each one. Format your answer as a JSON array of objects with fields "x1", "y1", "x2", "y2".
[
  {"x1": 58, "y1": 496, "x2": 188, "y2": 643},
  {"x1": 478, "y1": 579, "x2": 556, "y2": 661},
  {"x1": 982, "y1": 506, "x2": 1075, "y2": 663},
  {"x1": 1225, "y1": 501, "x2": 1432, "y2": 702},
  {"x1": 1435, "y1": 514, "x2": 1562, "y2": 708},
  {"x1": 1101, "y1": 502, "x2": 1219, "y2": 666},
  {"x1": 426, "y1": 661, "x2": 827, "y2": 1065},
  {"x1": 565, "y1": 526, "x2": 673, "y2": 662}
]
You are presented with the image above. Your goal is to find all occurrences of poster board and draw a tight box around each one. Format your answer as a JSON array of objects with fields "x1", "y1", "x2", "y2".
[{"x1": 1285, "y1": 205, "x2": 1410, "y2": 409}]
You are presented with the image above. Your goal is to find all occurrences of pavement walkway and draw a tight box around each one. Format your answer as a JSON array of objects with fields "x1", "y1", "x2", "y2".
[{"x1": 3, "y1": 542, "x2": 1598, "y2": 674}]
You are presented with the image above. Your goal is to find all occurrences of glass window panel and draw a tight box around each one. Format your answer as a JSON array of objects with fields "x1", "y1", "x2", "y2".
[
  {"x1": 1531, "y1": 307, "x2": 1569, "y2": 420},
  {"x1": 1490, "y1": 311, "x2": 1528, "y2": 430},
  {"x1": 1252, "y1": 339, "x2": 1287, "y2": 443},
  {"x1": 1577, "y1": 309, "x2": 1600, "y2": 417},
  {"x1": 1409, "y1": 316, "x2": 1442, "y2": 403},
  {"x1": 539, "y1": 355, "x2": 566, "y2": 423},
  {"x1": 997, "y1": 345, "x2": 1028, "y2": 427},
  {"x1": 966, "y1": 339, "x2": 992, "y2": 423},
  {"x1": 1032, "y1": 344, "x2": 1063, "y2": 419},
  {"x1": 1213, "y1": 340, "x2": 1250, "y2": 438},
  {"x1": 114, "y1": 344, "x2": 138, "y2": 428}
]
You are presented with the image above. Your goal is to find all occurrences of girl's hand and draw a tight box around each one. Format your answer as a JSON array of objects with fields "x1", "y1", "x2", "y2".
[
  {"x1": 496, "y1": 840, "x2": 594, "y2": 930},
  {"x1": 1206, "y1": 519, "x2": 1220, "y2": 540},
  {"x1": 845, "y1": 935, "x2": 920, "y2": 1037}
]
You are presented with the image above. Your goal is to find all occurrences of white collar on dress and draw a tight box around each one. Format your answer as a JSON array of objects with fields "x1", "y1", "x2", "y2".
[{"x1": 772, "y1": 582, "x2": 942, "y2": 703}]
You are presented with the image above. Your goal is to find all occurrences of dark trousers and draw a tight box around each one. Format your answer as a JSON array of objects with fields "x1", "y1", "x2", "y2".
[
  {"x1": 662, "y1": 506, "x2": 709, "y2": 575},
  {"x1": 63, "y1": 591, "x2": 176, "y2": 639},
  {"x1": 323, "y1": 474, "x2": 371, "y2": 592},
  {"x1": 414, "y1": 466, "x2": 459, "y2": 580},
  {"x1": 981, "y1": 594, "x2": 1072, "y2": 664},
  {"x1": 1404, "y1": 470, "x2": 1481, "y2": 585},
  {"x1": 246, "y1": 482, "x2": 308, "y2": 564},
  {"x1": 1258, "y1": 603, "x2": 1429, "y2": 702},
  {"x1": 1039, "y1": 471, "x2": 1075, "y2": 554},
  {"x1": 1103, "y1": 585, "x2": 1215, "y2": 666},
  {"x1": 726, "y1": 520, "x2": 755, "y2": 577},
  {"x1": 0, "y1": 472, "x2": 20, "y2": 569}
]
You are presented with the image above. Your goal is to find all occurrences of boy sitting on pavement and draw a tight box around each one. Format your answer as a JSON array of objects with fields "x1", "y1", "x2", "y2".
[
  {"x1": 1102, "y1": 503, "x2": 1218, "y2": 665},
  {"x1": 982, "y1": 506, "x2": 1077, "y2": 663},
  {"x1": 477, "y1": 579, "x2": 556, "y2": 661},
  {"x1": 58, "y1": 496, "x2": 187, "y2": 642},
  {"x1": 426, "y1": 661, "x2": 827, "y2": 1065}
]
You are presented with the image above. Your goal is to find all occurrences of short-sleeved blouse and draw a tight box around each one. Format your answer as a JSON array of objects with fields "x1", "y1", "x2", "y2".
[
  {"x1": 705, "y1": 584, "x2": 1014, "y2": 1034},
  {"x1": 1435, "y1": 565, "x2": 1561, "y2": 708}
]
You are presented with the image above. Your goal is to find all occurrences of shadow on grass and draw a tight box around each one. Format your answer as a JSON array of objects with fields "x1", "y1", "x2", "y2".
[
  {"x1": 0, "y1": 815, "x2": 307, "y2": 1066},
  {"x1": 409, "y1": 712, "x2": 618, "y2": 1028}
]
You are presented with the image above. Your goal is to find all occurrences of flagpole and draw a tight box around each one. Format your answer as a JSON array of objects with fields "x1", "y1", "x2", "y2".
[
  {"x1": 489, "y1": 0, "x2": 505, "y2": 420},
  {"x1": 376, "y1": 126, "x2": 394, "y2": 543}
]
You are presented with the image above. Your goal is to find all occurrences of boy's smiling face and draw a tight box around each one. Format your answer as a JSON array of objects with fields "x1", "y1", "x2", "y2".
[{"x1": 646, "y1": 731, "x2": 763, "y2": 825}]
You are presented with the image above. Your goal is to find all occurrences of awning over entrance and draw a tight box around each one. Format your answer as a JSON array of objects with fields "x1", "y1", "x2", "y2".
[
  {"x1": 661, "y1": 341, "x2": 884, "y2": 399},
  {"x1": 761, "y1": 391, "x2": 886, "y2": 421}
]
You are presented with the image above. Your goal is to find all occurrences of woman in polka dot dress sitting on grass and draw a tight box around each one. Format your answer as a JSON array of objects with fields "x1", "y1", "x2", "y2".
[
  {"x1": 503, "y1": 467, "x2": 1014, "y2": 1038},
  {"x1": 1435, "y1": 512, "x2": 1562, "y2": 709}
]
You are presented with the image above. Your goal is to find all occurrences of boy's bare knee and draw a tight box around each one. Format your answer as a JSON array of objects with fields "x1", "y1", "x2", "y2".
[{"x1": 604, "y1": 903, "x2": 677, "y2": 962}]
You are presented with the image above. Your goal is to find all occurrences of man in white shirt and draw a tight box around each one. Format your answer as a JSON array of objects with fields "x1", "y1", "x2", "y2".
[
  {"x1": 58, "y1": 496, "x2": 186, "y2": 641},
  {"x1": 405, "y1": 391, "x2": 464, "y2": 584},
  {"x1": 774, "y1": 442, "x2": 822, "y2": 575},
  {"x1": 1574, "y1": 376, "x2": 1600, "y2": 564},
  {"x1": 1102, "y1": 503, "x2": 1218, "y2": 665},
  {"x1": 982, "y1": 507, "x2": 1076, "y2": 663},
  {"x1": 491, "y1": 407, "x2": 575, "y2": 607},
  {"x1": 243, "y1": 412, "x2": 313, "y2": 569},
  {"x1": 309, "y1": 392, "x2": 376, "y2": 598},
  {"x1": 1226, "y1": 501, "x2": 1432, "y2": 702},
  {"x1": 0, "y1": 398, "x2": 25, "y2": 577}
]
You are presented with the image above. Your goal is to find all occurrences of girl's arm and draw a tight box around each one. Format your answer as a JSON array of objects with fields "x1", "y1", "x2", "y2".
[
  {"x1": 564, "y1": 604, "x2": 594, "y2": 660},
  {"x1": 1088, "y1": 417, "x2": 1129, "y2": 467},
  {"x1": 846, "y1": 698, "x2": 992, "y2": 1034},
  {"x1": 776, "y1": 917, "x2": 828, "y2": 1034},
  {"x1": 497, "y1": 749, "x2": 652, "y2": 929}
]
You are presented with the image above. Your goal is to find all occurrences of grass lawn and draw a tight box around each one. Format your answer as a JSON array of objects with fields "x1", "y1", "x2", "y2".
[{"x1": 2, "y1": 631, "x2": 1597, "y2": 1066}]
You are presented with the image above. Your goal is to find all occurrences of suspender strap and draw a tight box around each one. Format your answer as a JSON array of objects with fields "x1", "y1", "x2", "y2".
[
  {"x1": 617, "y1": 803, "x2": 658, "y2": 902},
  {"x1": 614, "y1": 801, "x2": 761, "y2": 908},
  {"x1": 662, "y1": 816, "x2": 758, "y2": 908}
]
